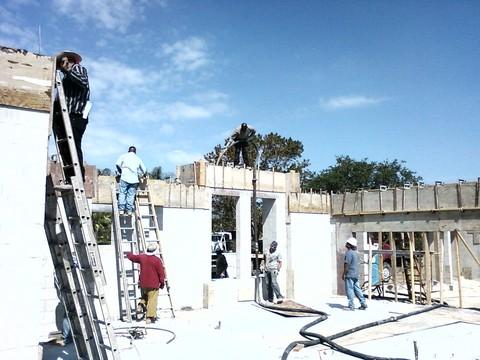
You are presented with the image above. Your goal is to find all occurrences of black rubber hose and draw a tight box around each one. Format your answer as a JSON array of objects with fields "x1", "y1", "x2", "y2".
[
  {"x1": 113, "y1": 326, "x2": 176, "y2": 344},
  {"x1": 281, "y1": 304, "x2": 444, "y2": 360}
]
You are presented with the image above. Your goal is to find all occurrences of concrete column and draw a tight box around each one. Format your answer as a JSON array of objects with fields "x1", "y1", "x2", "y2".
[
  {"x1": 444, "y1": 231, "x2": 454, "y2": 290},
  {"x1": 359, "y1": 232, "x2": 368, "y2": 282},
  {"x1": 236, "y1": 192, "x2": 251, "y2": 280}
]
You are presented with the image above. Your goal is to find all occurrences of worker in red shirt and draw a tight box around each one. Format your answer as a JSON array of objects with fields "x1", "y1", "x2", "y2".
[{"x1": 127, "y1": 243, "x2": 165, "y2": 324}]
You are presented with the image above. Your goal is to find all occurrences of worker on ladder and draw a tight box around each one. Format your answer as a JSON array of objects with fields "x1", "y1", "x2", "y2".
[
  {"x1": 127, "y1": 243, "x2": 165, "y2": 324},
  {"x1": 115, "y1": 146, "x2": 147, "y2": 215},
  {"x1": 53, "y1": 50, "x2": 91, "y2": 182}
]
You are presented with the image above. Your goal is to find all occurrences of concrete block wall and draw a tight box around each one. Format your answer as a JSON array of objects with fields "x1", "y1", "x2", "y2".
[
  {"x1": 0, "y1": 107, "x2": 56, "y2": 359},
  {"x1": 290, "y1": 213, "x2": 335, "y2": 303},
  {"x1": 332, "y1": 182, "x2": 480, "y2": 215},
  {"x1": 177, "y1": 161, "x2": 301, "y2": 193}
]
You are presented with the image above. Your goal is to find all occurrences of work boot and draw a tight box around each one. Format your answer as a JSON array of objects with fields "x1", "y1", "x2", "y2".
[
  {"x1": 146, "y1": 317, "x2": 156, "y2": 324},
  {"x1": 359, "y1": 304, "x2": 368, "y2": 310}
]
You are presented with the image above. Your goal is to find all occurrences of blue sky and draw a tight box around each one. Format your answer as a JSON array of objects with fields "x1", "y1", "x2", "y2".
[{"x1": 2, "y1": 0, "x2": 479, "y2": 183}]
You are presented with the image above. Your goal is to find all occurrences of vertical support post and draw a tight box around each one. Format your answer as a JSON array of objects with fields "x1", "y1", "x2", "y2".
[
  {"x1": 454, "y1": 231, "x2": 463, "y2": 308},
  {"x1": 378, "y1": 231, "x2": 383, "y2": 281},
  {"x1": 390, "y1": 232, "x2": 398, "y2": 302},
  {"x1": 445, "y1": 231, "x2": 454, "y2": 290},
  {"x1": 409, "y1": 232, "x2": 415, "y2": 304},
  {"x1": 438, "y1": 231, "x2": 444, "y2": 304},
  {"x1": 236, "y1": 193, "x2": 251, "y2": 281},
  {"x1": 368, "y1": 234, "x2": 372, "y2": 300},
  {"x1": 422, "y1": 232, "x2": 432, "y2": 305},
  {"x1": 475, "y1": 177, "x2": 480, "y2": 208}
]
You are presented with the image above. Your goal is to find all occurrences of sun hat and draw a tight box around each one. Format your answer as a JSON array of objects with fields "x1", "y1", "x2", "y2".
[{"x1": 56, "y1": 50, "x2": 82, "y2": 66}]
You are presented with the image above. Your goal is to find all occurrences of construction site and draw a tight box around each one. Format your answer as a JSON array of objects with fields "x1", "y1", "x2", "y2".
[{"x1": 1, "y1": 46, "x2": 479, "y2": 360}]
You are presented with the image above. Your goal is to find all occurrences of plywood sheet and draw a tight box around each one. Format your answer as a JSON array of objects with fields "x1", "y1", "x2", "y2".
[{"x1": 0, "y1": 47, "x2": 53, "y2": 111}]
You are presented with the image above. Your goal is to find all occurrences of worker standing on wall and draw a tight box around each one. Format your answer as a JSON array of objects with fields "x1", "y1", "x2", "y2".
[
  {"x1": 342, "y1": 237, "x2": 368, "y2": 311},
  {"x1": 264, "y1": 241, "x2": 284, "y2": 304},
  {"x1": 227, "y1": 123, "x2": 256, "y2": 167},
  {"x1": 53, "y1": 50, "x2": 91, "y2": 182},
  {"x1": 127, "y1": 243, "x2": 165, "y2": 324}
]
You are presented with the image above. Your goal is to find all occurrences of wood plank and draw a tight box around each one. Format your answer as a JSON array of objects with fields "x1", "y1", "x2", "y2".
[
  {"x1": 454, "y1": 231, "x2": 463, "y2": 308},
  {"x1": 423, "y1": 232, "x2": 432, "y2": 305},
  {"x1": 0, "y1": 46, "x2": 53, "y2": 111}
]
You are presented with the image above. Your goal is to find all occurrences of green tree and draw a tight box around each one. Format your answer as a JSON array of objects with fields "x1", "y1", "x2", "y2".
[
  {"x1": 92, "y1": 213, "x2": 112, "y2": 244},
  {"x1": 206, "y1": 132, "x2": 311, "y2": 236},
  {"x1": 148, "y1": 165, "x2": 175, "y2": 180},
  {"x1": 98, "y1": 168, "x2": 113, "y2": 176},
  {"x1": 305, "y1": 155, "x2": 422, "y2": 192},
  {"x1": 205, "y1": 132, "x2": 310, "y2": 174}
]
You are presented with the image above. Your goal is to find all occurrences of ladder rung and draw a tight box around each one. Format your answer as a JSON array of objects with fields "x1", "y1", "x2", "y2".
[{"x1": 54, "y1": 184, "x2": 74, "y2": 191}]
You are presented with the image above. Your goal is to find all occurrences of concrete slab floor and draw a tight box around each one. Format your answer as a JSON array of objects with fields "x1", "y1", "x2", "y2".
[{"x1": 40, "y1": 294, "x2": 480, "y2": 360}]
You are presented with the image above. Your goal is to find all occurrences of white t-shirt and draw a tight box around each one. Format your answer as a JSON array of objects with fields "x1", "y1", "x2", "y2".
[
  {"x1": 266, "y1": 249, "x2": 282, "y2": 271},
  {"x1": 115, "y1": 152, "x2": 146, "y2": 184}
]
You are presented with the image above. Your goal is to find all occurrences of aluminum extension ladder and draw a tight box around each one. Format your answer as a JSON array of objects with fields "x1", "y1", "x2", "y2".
[
  {"x1": 44, "y1": 71, "x2": 120, "y2": 359},
  {"x1": 111, "y1": 184, "x2": 143, "y2": 322},
  {"x1": 135, "y1": 186, "x2": 175, "y2": 318}
]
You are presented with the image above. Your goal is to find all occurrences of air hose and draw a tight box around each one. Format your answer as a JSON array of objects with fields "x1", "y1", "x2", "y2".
[{"x1": 281, "y1": 303, "x2": 444, "y2": 360}]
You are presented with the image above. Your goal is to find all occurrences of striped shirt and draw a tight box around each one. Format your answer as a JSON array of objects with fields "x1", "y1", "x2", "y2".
[{"x1": 63, "y1": 64, "x2": 90, "y2": 115}]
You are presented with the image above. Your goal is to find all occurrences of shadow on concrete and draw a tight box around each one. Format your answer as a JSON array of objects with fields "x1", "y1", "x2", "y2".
[
  {"x1": 40, "y1": 342, "x2": 76, "y2": 360},
  {"x1": 326, "y1": 302, "x2": 349, "y2": 310}
]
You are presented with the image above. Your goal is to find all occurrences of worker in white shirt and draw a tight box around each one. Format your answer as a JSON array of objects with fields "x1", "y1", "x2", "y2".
[{"x1": 115, "y1": 146, "x2": 147, "y2": 215}]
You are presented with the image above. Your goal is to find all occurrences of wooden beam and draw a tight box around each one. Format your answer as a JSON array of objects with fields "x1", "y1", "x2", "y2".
[
  {"x1": 390, "y1": 232, "x2": 398, "y2": 302},
  {"x1": 423, "y1": 232, "x2": 432, "y2": 305},
  {"x1": 438, "y1": 231, "x2": 444, "y2": 304},
  {"x1": 409, "y1": 232, "x2": 415, "y2": 304},
  {"x1": 455, "y1": 229, "x2": 480, "y2": 266},
  {"x1": 378, "y1": 231, "x2": 383, "y2": 282},
  {"x1": 368, "y1": 234, "x2": 372, "y2": 300},
  {"x1": 454, "y1": 231, "x2": 463, "y2": 308}
]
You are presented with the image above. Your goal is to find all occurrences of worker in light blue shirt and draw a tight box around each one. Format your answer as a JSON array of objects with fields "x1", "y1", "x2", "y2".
[{"x1": 115, "y1": 146, "x2": 147, "y2": 215}]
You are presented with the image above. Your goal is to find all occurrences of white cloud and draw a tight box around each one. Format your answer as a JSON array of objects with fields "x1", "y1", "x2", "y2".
[
  {"x1": 161, "y1": 98, "x2": 228, "y2": 120},
  {"x1": 87, "y1": 57, "x2": 151, "y2": 99},
  {"x1": 166, "y1": 150, "x2": 203, "y2": 165},
  {"x1": 83, "y1": 126, "x2": 138, "y2": 162},
  {"x1": 161, "y1": 37, "x2": 210, "y2": 72},
  {"x1": 51, "y1": 0, "x2": 153, "y2": 32},
  {"x1": 320, "y1": 95, "x2": 386, "y2": 110}
]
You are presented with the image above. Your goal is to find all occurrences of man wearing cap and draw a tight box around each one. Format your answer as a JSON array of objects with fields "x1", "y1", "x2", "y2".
[
  {"x1": 264, "y1": 241, "x2": 284, "y2": 304},
  {"x1": 53, "y1": 50, "x2": 90, "y2": 181},
  {"x1": 127, "y1": 243, "x2": 165, "y2": 324},
  {"x1": 342, "y1": 237, "x2": 367, "y2": 311},
  {"x1": 115, "y1": 146, "x2": 147, "y2": 215},
  {"x1": 227, "y1": 123, "x2": 256, "y2": 167}
]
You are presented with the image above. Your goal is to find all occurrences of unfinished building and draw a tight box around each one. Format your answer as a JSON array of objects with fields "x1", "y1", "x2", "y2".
[{"x1": 1, "y1": 46, "x2": 479, "y2": 359}]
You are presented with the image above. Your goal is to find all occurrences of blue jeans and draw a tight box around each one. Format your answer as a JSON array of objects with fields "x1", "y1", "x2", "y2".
[
  {"x1": 266, "y1": 270, "x2": 283, "y2": 302},
  {"x1": 118, "y1": 180, "x2": 138, "y2": 212},
  {"x1": 62, "y1": 317, "x2": 72, "y2": 343},
  {"x1": 345, "y1": 277, "x2": 366, "y2": 309}
]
